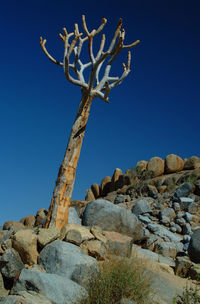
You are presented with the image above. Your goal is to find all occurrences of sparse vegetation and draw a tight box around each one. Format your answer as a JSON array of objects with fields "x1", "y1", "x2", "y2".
[
  {"x1": 80, "y1": 256, "x2": 153, "y2": 304},
  {"x1": 173, "y1": 280, "x2": 200, "y2": 304}
]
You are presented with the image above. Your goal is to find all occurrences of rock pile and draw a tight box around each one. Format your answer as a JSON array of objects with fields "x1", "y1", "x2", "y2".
[{"x1": 0, "y1": 154, "x2": 200, "y2": 303}]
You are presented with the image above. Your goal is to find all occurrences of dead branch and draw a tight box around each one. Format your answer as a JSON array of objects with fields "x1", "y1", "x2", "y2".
[{"x1": 40, "y1": 15, "x2": 140, "y2": 99}]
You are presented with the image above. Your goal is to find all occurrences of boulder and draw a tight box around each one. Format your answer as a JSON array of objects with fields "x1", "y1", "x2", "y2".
[
  {"x1": 68, "y1": 207, "x2": 82, "y2": 225},
  {"x1": 38, "y1": 240, "x2": 98, "y2": 287},
  {"x1": 80, "y1": 239, "x2": 107, "y2": 260},
  {"x1": 0, "y1": 273, "x2": 9, "y2": 299},
  {"x1": 154, "y1": 242, "x2": 177, "y2": 258},
  {"x1": 178, "y1": 197, "x2": 197, "y2": 213},
  {"x1": 20, "y1": 215, "x2": 35, "y2": 228},
  {"x1": 147, "y1": 223, "x2": 182, "y2": 242},
  {"x1": 0, "y1": 291, "x2": 52, "y2": 304},
  {"x1": 90, "y1": 226, "x2": 108, "y2": 245},
  {"x1": 175, "y1": 256, "x2": 193, "y2": 278},
  {"x1": 111, "y1": 168, "x2": 124, "y2": 191},
  {"x1": 194, "y1": 179, "x2": 200, "y2": 196},
  {"x1": 37, "y1": 227, "x2": 60, "y2": 248},
  {"x1": 184, "y1": 156, "x2": 200, "y2": 170},
  {"x1": 103, "y1": 231, "x2": 133, "y2": 257},
  {"x1": 146, "y1": 157, "x2": 164, "y2": 177},
  {"x1": 0, "y1": 248, "x2": 24, "y2": 280},
  {"x1": 131, "y1": 199, "x2": 152, "y2": 216},
  {"x1": 12, "y1": 269, "x2": 87, "y2": 304},
  {"x1": 35, "y1": 208, "x2": 48, "y2": 227},
  {"x1": 85, "y1": 189, "x2": 95, "y2": 201},
  {"x1": 91, "y1": 183, "x2": 100, "y2": 198},
  {"x1": 12, "y1": 230, "x2": 38, "y2": 265},
  {"x1": 175, "y1": 182, "x2": 195, "y2": 198},
  {"x1": 159, "y1": 207, "x2": 176, "y2": 221},
  {"x1": 136, "y1": 160, "x2": 147, "y2": 176},
  {"x1": 131, "y1": 244, "x2": 159, "y2": 262},
  {"x1": 3, "y1": 222, "x2": 25, "y2": 232},
  {"x1": 64, "y1": 223, "x2": 94, "y2": 245},
  {"x1": 188, "y1": 229, "x2": 200, "y2": 263},
  {"x1": 82, "y1": 200, "x2": 144, "y2": 242},
  {"x1": 100, "y1": 176, "x2": 112, "y2": 196},
  {"x1": 165, "y1": 154, "x2": 184, "y2": 173}
]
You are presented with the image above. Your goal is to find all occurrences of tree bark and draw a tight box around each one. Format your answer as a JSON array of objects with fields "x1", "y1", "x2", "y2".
[{"x1": 45, "y1": 90, "x2": 93, "y2": 229}]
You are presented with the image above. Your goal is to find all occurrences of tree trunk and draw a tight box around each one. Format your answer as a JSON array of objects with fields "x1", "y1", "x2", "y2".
[{"x1": 45, "y1": 91, "x2": 93, "y2": 229}]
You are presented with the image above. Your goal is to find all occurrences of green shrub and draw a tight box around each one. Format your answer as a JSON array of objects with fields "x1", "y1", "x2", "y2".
[{"x1": 80, "y1": 256, "x2": 153, "y2": 304}]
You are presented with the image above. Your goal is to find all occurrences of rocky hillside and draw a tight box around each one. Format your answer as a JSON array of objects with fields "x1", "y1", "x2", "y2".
[{"x1": 0, "y1": 154, "x2": 200, "y2": 304}]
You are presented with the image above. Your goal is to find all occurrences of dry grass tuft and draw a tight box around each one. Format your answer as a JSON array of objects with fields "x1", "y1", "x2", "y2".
[{"x1": 80, "y1": 255, "x2": 153, "y2": 304}]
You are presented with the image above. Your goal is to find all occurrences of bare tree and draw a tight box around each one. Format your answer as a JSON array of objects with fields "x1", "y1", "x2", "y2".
[{"x1": 40, "y1": 15, "x2": 140, "y2": 229}]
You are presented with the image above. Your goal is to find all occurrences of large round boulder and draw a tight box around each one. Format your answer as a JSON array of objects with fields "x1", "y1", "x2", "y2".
[
  {"x1": 82, "y1": 199, "x2": 144, "y2": 242},
  {"x1": 136, "y1": 160, "x2": 147, "y2": 176},
  {"x1": 188, "y1": 229, "x2": 200, "y2": 263},
  {"x1": 100, "y1": 176, "x2": 112, "y2": 196},
  {"x1": 146, "y1": 157, "x2": 164, "y2": 177},
  {"x1": 165, "y1": 154, "x2": 184, "y2": 173},
  {"x1": 184, "y1": 156, "x2": 200, "y2": 170}
]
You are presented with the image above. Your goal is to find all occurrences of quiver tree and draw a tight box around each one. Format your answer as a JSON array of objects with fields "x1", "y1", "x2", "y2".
[{"x1": 40, "y1": 15, "x2": 140, "y2": 229}]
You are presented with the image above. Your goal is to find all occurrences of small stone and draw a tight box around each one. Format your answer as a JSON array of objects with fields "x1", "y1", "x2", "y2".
[
  {"x1": 176, "y1": 211, "x2": 185, "y2": 219},
  {"x1": 131, "y1": 199, "x2": 152, "y2": 216},
  {"x1": 170, "y1": 227, "x2": 176, "y2": 233},
  {"x1": 114, "y1": 195, "x2": 125, "y2": 204},
  {"x1": 160, "y1": 215, "x2": 170, "y2": 226},
  {"x1": 160, "y1": 207, "x2": 176, "y2": 221},
  {"x1": 138, "y1": 215, "x2": 151, "y2": 224},
  {"x1": 176, "y1": 242, "x2": 184, "y2": 253},
  {"x1": 172, "y1": 202, "x2": 180, "y2": 212},
  {"x1": 183, "y1": 235, "x2": 191, "y2": 243},
  {"x1": 176, "y1": 218, "x2": 186, "y2": 226},
  {"x1": 184, "y1": 212, "x2": 193, "y2": 222},
  {"x1": 183, "y1": 243, "x2": 189, "y2": 251},
  {"x1": 182, "y1": 223, "x2": 192, "y2": 235},
  {"x1": 175, "y1": 224, "x2": 182, "y2": 233}
]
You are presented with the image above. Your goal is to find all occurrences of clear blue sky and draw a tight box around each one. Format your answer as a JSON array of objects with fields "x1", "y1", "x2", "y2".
[{"x1": 0, "y1": 0, "x2": 199, "y2": 226}]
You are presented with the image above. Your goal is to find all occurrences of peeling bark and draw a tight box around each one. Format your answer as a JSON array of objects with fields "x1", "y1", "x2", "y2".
[
  {"x1": 45, "y1": 91, "x2": 93, "y2": 229},
  {"x1": 40, "y1": 15, "x2": 140, "y2": 229}
]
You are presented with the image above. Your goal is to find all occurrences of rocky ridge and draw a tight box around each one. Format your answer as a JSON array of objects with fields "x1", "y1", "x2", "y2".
[{"x1": 0, "y1": 154, "x2": 200, "y2": 303}]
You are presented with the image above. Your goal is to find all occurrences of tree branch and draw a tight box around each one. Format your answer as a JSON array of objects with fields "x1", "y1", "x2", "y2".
[
  {"x1": 40, "y1": 37, "x2": 63, "y2": 66},
  {"x1": 40, "y1": 15, "x2": 140, "y2": 101}
]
